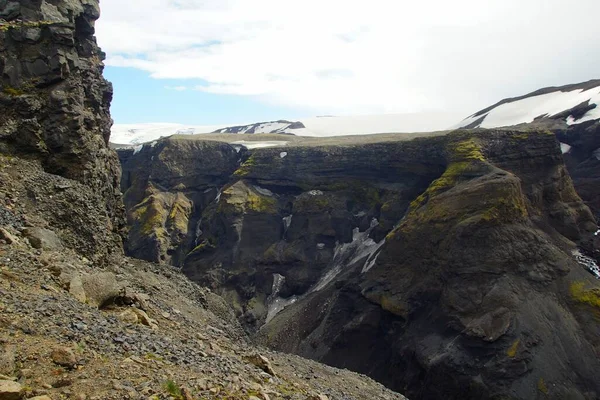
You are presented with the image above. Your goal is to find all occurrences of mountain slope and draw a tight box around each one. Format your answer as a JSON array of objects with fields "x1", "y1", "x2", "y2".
[{"x1": 456, "y1": 80, "x2": 600, "y2": 129}]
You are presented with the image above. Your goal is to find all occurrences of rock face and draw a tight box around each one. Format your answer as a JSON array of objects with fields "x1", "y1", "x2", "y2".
[
  {"x1": 0, "y1": 0, "x2": 124, "y2": 236},
  {"x1": 118, "y1": 138, "x2": 240, "y2": 264},
  {"x1": 121, "y1": 129, "x2": 600, "y2": 399},
  {"x1": 456, "y1": 80, "x2": 600, "y2": 227}
]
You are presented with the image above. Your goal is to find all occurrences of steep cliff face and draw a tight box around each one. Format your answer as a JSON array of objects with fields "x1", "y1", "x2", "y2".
[
  {"x1": 0, "y1": 0, "x2": 123, "y2": 234},
  {"x1": 119, "y1": 129, "x2": 599, "y2": 399},
  {"x1": 118, "y1": 138, "x2": 241, "y2": 264},
  {"x1": 259, "y1": 131, "x2": 600, "y2": 400}
]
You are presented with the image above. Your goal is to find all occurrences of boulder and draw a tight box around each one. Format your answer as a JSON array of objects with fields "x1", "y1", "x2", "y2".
[
  {"x1": 23, "y1": 227, "x2": 62, "y2": 251},
  {"x1": 0, "y1": 380, "x2": 22, "y2": 400},
  {"x1": 50, "y1": 347, "x2": 77, "y2": 369},
  {"x1": 117, "y1": 309, "x2": 139, "y2": 325},
  {"x1": 81, "y1": 272, "x2": 122, "y2": 308},
  {"x1": 0, "y1": 346, "x2": 15, "y2": 376},
  {"x1": 244, "y1": 354, "x2": 276, "y2": 377},
  {"x1": 68, "y1": 275, "x2": 87, "y2": 303},
  {"x1": 0, "y1": 228, "x2": 17, "y2": 245}
]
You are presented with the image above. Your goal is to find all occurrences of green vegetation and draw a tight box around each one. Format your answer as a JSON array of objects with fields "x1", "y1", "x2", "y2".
[
  {"x1": 2, "y1": 86, "x2": 24, "y2": 96},
  {"x1": 537, "y1": 378, "x2": 549, "y2": 395},
  {"x1": 0, "y1": 20, "x2": 53, "y2": 32},
  {"x1": 167, "y1": 196, "x2": 190, "y2": 232},
  {"x1": 162, "y1": 380, "x2": 182, "y2": 399},
  {"x1": 480, "y1": 193, "x2": 528, "y2": 224},
  {"x1": 188, "y1": 239, "x2": 216, "y2": 255},
  {"x1": 570, "y1": 281, "x2": 600, "y2": 309},
  {"x1": 247, "y1": 192, "x2": 277, "y2": 213},
  {"x1": 506, "y1": 339, "x2": 520, "y2": 358},
  {"x1": 144, "y1": 352, "x2": 164, "y2": 361},
  {"x1": 233, "y1": 155, "x2": 257, "y2": 177},
  {"x1": 408, "y1": 138, "x2": 486, "y2": 211},
  {"x1": 448, "y1": 138, "x2": 485, "y2": 162},
  {"x1": 136, "y1": 203, "x2": 166, "y2": 236}
]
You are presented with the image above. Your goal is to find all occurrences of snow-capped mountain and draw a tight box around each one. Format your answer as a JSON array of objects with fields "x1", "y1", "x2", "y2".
[
  {"x1": 456, "y1": 80, "x2": 600, "y2": 129},
  {"x1": 110, "y1": 123, "x2": 224, "y2": 145},
  {"x1": 110, "y1": 112, "x2": 460, "y2": 145},
  {"x1": 213, "y1": 120, "x2": 305, "y2": 134}
]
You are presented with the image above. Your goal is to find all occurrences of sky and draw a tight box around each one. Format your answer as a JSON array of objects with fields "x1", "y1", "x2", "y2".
[{"x1": 96, "y1": 0, "x2": 600, "y2": 127}]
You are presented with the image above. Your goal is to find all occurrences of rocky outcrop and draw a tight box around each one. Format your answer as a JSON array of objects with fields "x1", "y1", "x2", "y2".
[
  {"x1": 455, "y1": 79, "x2": 600, "y2": 233},
  {"x1": 118, "y1": 138, "x2": 240, "y2": 264},
  {"x1": 0, "y1": 0, "x2": 123, "y2": 235},
  {"x1": 120, "y1": 129, "x2": 600, "y2": 399}
]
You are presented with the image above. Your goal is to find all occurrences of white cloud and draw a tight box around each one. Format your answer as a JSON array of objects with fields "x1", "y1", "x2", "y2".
[
  {"x1": 96, "y1": 0, "x2": 600, "y2": 117},
  {"x1": 165, "y1": 85, "x2": 188, "y2": 91}
]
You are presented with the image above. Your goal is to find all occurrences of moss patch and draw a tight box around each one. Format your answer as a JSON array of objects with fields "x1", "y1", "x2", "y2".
[
  {"x1": 506, "y1": 339, "x2": 520, "y2": 358},
  {"x1": 2, "y1": 87, "x2": 24, "y2": 96},
  {"x1": 132, "y1": 200, "x2": 167, "y2": 237},
  {"x1": 448, "y1": 138, "x2": 485, "y2": 162},
  {"x1": 0, "y1": 20, "x2": 53, "y2": 32},
  {"x1": 570, "y1": 281, "x2": 600, "y2": 309},
  {"x1": 537, "y1": 378, "x2": 549, "y2": 395},
  {"x1": 247, "y1": 192, "x2": 277, "y2": 213},
  {"x1": 233, "y1": 155, "x2": 256, "y2": 177}
]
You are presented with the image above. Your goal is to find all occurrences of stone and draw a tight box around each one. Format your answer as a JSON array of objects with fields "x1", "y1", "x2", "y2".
[
  {"x1": 131, "y1": 308, "x2": 158, "y2": 329},
  {"x1": 0, "y1": 380, "x2": 21, "y2": 400},
  {"x1": 0, "y1": 346, "x2": 15, "y2": 376},
  {"x1": 68, "y1": 275, "x2": 86, "y2": 303},
  {"x1": 23, "y1": 227, "x2": 62, "y2": 251},
  {"x1": 28, "y1": 396, "x2": 53, "y2": 400},
  {"x1": 118, "y1": 309, "x2": 139, "y2": 325},
  {"x1": 50, "y1": 347, "x2": 77, "y2": 369},
  {"x1": 243, "y1": 354, "x2": 277, "y2": 377},
  {"x1": 0, "y1": 228, "x2": 17, "y2": 245},
  {"x1": 181, "y1": 387, "x2": 194, "y2": 400},
  {"x1": 81, "y1": 272, "x2": 121, "y2": 308}
]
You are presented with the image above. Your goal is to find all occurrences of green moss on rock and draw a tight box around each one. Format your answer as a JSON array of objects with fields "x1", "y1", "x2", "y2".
[
  {"x1": 247, "y1": 192, "x2": 277, "y2": 213},
  {"x1": 570, "y1": 281, "x2": 600, "y2": 309},
  {"x1": 233, "y1": 155, "x2": 257, "y2": 177}
]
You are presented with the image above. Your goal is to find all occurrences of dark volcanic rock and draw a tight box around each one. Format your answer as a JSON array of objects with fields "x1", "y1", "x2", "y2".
[
  {"x1": 0, "y1": 0, "x2": 124, "y2": 237},
  {"x1": 257, "y1": 130, "x2": 600, "y2": 400},
  {"x1": 118, "y1": 138, "x2": 241, "y2": 264},
  {"x1": 456, "y1": 79, "x2": 600, "y2": 229}
]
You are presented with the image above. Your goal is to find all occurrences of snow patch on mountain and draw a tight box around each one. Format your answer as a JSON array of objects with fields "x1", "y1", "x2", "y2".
[
  {"x1": 215, "y1": 120, "x2": 302, "y2": 134},
  {"x1": 111, "y1": 123, "x2": 220, "y2": 145},
  {"x1": 560, "y1": 143, "x2": 572, "y2": 154},
  {"x1": 457, "y1": 84, "x2": 600, "y2": 129}
]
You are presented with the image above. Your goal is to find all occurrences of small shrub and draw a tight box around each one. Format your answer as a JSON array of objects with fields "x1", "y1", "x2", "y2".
[{"x1": 163, "y1": 379, "x2": 182, "y2": 399}]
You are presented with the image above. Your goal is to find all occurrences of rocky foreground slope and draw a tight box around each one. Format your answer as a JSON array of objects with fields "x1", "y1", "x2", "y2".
[{"x1": 120, "y1": 129, "x2": 600, "y2": 400}]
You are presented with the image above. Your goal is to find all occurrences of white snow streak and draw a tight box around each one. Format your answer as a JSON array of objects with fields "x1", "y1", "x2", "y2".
[
  {"x1": 458, "y1": 86, "x2": 600, "y2": 129},
  {"x1": 560, "y1": 143, "x2": 572, "y2": 154}
]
